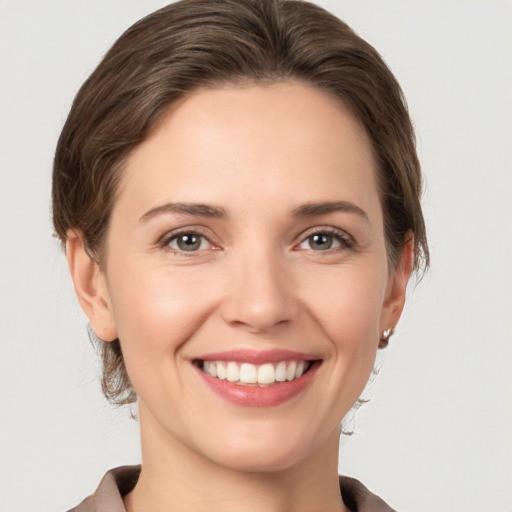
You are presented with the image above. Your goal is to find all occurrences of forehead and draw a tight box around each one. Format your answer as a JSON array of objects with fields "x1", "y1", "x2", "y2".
[{"x1": 115, "y1": 81, "x2": 381, "y2": 223}]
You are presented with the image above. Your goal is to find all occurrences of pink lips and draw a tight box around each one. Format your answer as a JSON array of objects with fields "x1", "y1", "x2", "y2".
[
  {"x1": 193, "y1": 349, "x2": 320, "y2": 407},
  {"x1": 197, "y1": 349, "x2": 319, "y2": 364}
]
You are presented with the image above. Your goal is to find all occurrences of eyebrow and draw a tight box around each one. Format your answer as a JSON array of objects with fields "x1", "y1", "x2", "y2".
[
  {"x1": 139, "y1": 200, "x2": 369, "y2": 223},
  {"x1": 292, "y1": 201, "x2": 369, "y2": 223},
  {"x1": 139, "y1": 202, "x2": 226, "y2": 222}
]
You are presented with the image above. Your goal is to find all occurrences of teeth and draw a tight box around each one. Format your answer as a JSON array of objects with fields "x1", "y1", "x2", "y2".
[
  {"x1": 286, "y1": 361, "x2": 297, "y2": 381},
  {"x1": 226, "y1": 362, "x2": 239, "y2": 382},
  {"x1": 296, "y1": 361, "x2": 305, "y2": 379},
  {"x1": 275, "y1": 361, "x2": 287, "y2": 382},
  {"x1": 257, "y1": 363, "x2": 275, "y2": 385},
  {"x1": 240, "y1": 363, "x2": 257, "y2": 384},
  {"x1": 202, "y1": 360, "x2": 311, "y2": 386},
  {"x1": 208, "y1": 361, "x2": 217, "y2": 378},
  {"x1": 216, "y1": 362, "x2": 227, "y2": 380}
]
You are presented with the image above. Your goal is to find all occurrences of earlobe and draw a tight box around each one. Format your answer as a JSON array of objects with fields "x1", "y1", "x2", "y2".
[
  {"x1": 380, "y1": 235, "x2": 415, "y2": 343},
  {"x1": 66, "y1": 230, "x2": 118, "y2": 342}
]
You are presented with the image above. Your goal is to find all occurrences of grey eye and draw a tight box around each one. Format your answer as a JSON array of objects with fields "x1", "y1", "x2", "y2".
[
  {"x1": 169, "y1": 233, "x2": 209, "y2": 252},
  {"x1": 299, "y1": 233, "x2": 342, "y2": 251}
]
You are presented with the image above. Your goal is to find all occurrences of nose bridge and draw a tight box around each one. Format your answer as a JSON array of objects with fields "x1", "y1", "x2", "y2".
[{"x1": 220, "y1": 241, "x2": 298, "y2": 333}]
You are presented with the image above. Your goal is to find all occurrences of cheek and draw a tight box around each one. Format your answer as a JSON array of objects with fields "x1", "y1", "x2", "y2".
[
  {"x1": 311, "y1": 266, "x2": 387, "y2": 405},
  {"x1": 304, "y1": 262, "x2": 386, "y2": 348},
  {"x1": 301, "y1": 260, "x2": 387, "y2": 404},
  {"x1": 107, "y1": 262, "x2": 217, "y2": 358},
  {"x1": 105, "y1": 263, "x2": 222, "y2": 410}
]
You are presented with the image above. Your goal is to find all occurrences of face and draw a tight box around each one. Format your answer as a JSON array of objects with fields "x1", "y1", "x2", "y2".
[{"x1": 74, "y1": 81, "x2": 410, "y2": 473}]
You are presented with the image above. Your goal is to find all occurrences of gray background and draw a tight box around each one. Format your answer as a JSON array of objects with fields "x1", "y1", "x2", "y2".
[{"x1": 1, "y1": 1, "x2": 511, "y2": 511}]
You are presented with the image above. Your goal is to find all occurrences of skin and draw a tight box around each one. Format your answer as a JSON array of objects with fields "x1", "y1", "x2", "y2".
[{"x1": 67, "y1": 81, "x2": 413, "y2": 512}]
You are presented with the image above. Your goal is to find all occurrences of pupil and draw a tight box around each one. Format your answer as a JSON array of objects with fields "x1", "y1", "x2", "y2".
[
  {"x1": 178, "y1": 234, "x2": 200, "y2": 251},
  {"x1": 311, "y1": 234, "x2": 332, "y2": 250}
]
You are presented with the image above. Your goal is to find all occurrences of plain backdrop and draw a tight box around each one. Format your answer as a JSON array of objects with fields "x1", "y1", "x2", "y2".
[{"x1": 1, "y1": 1, "x2": 511, "y2": 511}]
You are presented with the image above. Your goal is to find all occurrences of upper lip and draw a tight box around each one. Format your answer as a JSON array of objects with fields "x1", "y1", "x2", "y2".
[{"x1": 195, "y1": 349, "x2": 320, "y2": 364}]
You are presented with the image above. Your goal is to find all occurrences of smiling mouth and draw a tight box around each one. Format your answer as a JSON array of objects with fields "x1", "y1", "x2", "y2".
[{"x1": 194, "y1": 359, "x2": 316, "y2": 387}]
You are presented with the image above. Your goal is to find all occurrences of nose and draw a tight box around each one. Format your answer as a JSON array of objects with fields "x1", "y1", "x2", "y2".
[{"x1": 219, "y1": 249, "x2": 299, "y2": 334}]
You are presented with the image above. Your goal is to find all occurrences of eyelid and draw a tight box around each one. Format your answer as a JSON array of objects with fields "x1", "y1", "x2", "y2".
[
  {"x1": 158, "y1": 226, "x2": 218, "y2": 252},
  {"x1": 295, "y1": 226, "x2": 354, "y2": 250},
  {"x1": 156, "y1": 224, "x2": 354, "y2": 254}
]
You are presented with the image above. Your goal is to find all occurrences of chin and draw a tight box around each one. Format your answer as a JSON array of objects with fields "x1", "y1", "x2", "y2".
[
  {"x1": 194, "y1": 421, "x2": 324, "y2": 474},
  {"x1": 209, "y1": 445, "x2": 307, "y2": 474}
]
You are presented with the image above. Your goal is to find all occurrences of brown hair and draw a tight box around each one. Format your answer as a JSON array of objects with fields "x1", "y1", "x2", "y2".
[{"x1": 52, "y1": 0, "x2": 429, "y2": 405}]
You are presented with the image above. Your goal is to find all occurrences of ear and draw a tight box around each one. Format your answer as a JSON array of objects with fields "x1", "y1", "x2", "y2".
[
  {"x1": 379, "y1": 234, "x2": 415, "y2": 339},
  {"x1": 66, "y1": 230, "x2": 118, "y2": 342}
]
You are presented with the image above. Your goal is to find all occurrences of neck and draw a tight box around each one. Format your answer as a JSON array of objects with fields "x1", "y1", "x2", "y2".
[{"x1": 124, "y1": 407, "x2": 348, "y2": 512}]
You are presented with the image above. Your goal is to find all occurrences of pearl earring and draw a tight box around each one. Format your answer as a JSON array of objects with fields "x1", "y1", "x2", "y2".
[{"x1": 378, "y1": 328, "x2": 394, "y2": 348}]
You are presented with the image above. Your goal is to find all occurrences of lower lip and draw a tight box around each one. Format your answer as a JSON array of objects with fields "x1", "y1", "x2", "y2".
[{"x1": 195, "y1": 363, "x2": 319, "y2": 407}]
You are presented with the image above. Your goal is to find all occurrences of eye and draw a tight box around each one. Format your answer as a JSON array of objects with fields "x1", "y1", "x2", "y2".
[
  {"x1": 166, "y1": 232, "x2": 211, "y2": 252},
  {"x1": 297, "y1": 229, "x2": 352, "y2": 252}
]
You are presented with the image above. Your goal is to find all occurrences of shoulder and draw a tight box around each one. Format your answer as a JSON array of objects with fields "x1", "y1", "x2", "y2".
[
  {"x1": 339, "y1": 475, "x2": 397, "y2": 512},
  {"x1": 66, "y1": 465, "x2": 141, "y2": 512},
  {"x1": 67, "y1": 466, "x2": 395, "y2": 512}
]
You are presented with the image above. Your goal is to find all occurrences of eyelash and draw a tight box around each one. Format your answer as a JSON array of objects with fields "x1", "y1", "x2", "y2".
[
  {"x1": 158, "y1": 226, "x2": 354, "y2": 255},
  {"x1": 158, "y1": 228, "x2": 214, "y2": 255},
  {"x1": 296, "y1": 227, "x2": 354, "y2": 252}
]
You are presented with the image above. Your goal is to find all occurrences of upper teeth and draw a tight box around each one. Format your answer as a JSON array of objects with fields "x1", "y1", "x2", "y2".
[{"x1": 202, "y1": 360, "x2": 310, "y2": 386}]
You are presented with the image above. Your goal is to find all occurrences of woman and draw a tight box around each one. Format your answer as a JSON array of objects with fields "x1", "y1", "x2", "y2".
[{"x1": 53, "y1": 0, "x2": 428, "y2": 510}]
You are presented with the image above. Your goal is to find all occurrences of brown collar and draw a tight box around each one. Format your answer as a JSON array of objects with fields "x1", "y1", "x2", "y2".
[{"x1": 70, "y1": 465, "x2": 396, "y2": 512}]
